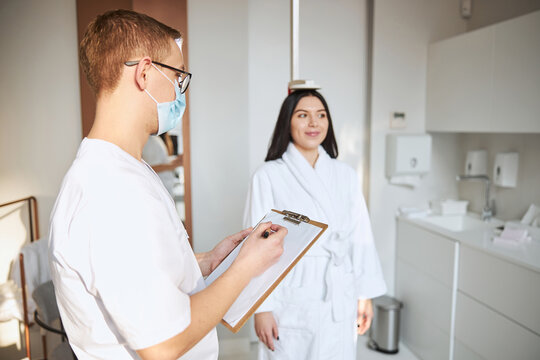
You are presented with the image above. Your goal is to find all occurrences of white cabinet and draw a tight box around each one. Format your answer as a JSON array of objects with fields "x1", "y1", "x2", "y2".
[
  {"x1": 426, "y1": 11, "x2": 540, "y2": 133},
  {"x1": 396, "y1": 220, "x2": 458, "y2": 360},
  {"x1": 454, "y1": 291, "x2": 540, "y2": 360},
  {"x1": 396, "y1": 219, "x2": 540, "y2": 360},
  {"x1": 492, "y1": 12, "x2": 540, "y2": 132},
  {"x1": 455, "y1": 245, "x2": 540, "y2": 360},
  {"x1": 426, "y1": 26, "x2": 493, "y2": 132},
  {"x1": 459, "y1": 245, "x2": 540, "y2": 335}
]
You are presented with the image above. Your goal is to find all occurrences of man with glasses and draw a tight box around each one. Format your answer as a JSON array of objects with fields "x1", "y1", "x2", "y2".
[{"x1": 49, "y1": 9, "x2": 286, "y2": 360}]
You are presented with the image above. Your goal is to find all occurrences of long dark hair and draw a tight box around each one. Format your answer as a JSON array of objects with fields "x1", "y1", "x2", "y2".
[{"x1": 265, "y1": 90, "x2": 338, "y2": 161}]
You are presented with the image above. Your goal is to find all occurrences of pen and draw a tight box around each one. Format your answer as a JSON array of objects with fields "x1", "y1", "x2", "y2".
[{"x1": 263, "y1": 229, "x2": 271, "y2": 238}]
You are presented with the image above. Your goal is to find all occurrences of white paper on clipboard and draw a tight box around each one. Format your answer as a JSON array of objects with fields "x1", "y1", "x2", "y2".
[{"x1": 204, "y1": 210, "x2": 327, "y2": 331}]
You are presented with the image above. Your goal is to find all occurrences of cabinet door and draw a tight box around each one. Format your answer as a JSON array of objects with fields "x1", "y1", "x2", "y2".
[
  {"x1": 396, "y1": 259, "x2": 453, "y2": 360},
  {"x1": 492, "y1": 11, "x2": 540, "y2": 132},
  {"x1": 397, "y1": 221, "x2": 456, "y2": 286},
  {"x1": 455, "y1": 291, "x2": 540, "y2": 360},
  {"x1": 459, "y1": 245, "x2": 540, "y2": 335},
  {"x1": 426, "y1": 26, "x2": 494, "y2": 132},
  {"x1": 396, "y1": 221, "x2": 456, "y2": 360}
]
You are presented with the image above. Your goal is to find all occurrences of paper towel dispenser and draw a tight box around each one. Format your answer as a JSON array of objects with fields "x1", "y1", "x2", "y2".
[{"x1": 386, "y1": 134, "x2": 431, "y2": 177}]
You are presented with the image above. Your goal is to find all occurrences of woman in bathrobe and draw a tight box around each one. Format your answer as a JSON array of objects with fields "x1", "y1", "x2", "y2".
[{"x1": 243, "y1": 90, "x2": 387, "y2": 359}]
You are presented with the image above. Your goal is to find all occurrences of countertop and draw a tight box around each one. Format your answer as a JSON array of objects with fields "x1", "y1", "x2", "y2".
[{"x1": 398, "y1": 214, "x2": 540, "y2": 273}]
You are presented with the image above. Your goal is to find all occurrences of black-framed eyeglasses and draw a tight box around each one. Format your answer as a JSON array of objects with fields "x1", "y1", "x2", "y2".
[{"x1": 124, "y1": 60, "x2": 192, "y2": 94}]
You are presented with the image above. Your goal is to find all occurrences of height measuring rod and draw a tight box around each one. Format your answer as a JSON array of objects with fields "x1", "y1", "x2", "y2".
[
  {"x1": 288, "y1": 0, "x2": 320, "y2": 91},
  {"x1": 290, "y1": 0, "x2": 299, "y2": 82}
]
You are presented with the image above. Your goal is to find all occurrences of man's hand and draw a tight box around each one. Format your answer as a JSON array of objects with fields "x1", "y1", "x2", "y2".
[
  {"x1": 138, "y1": 223, "x2": 285, "y2": 360},
  {"x1": 197, "y1": 228, "x2": 252, "y2": 277},
  {"x1": 233, "y1": 222, "x2": 286, "y2": 277},
  {"x1": 357, "y1": 298, "x2": 373, "y2": 335},
  {"x1": 255, "y1": 312, "x2": 279, "y2": 351}
]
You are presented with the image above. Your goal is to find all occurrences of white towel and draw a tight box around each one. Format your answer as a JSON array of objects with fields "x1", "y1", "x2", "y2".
[
  {"x1": 493, "y1": 227, "x2": 531, "y2": 246},
  {"x1": 397, "y1": 202, "x2": 431, "y2": 218},
  {"x1": 0, "y1": 280, "x2": 23, "y2": 321},
  {"x1": 521, "y1": 204, "x2": 540, "y2": 225},
  {"x1": 9, "y1": 238, "x2": 51, "y2": 317}
]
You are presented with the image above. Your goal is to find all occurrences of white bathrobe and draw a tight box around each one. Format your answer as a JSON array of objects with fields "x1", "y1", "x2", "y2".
[{"x1": 244, "y1": 143, "x2": 387, "y2": 360}]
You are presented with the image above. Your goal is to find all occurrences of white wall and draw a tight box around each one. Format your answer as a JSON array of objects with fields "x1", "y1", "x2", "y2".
[
  {"x1": 247, "y1": 0, "x2": 290, "y2": 174},
  {"x1": 369, "y1": 0, "x2": 467, "y2": 294},
  {"x1": 0, "y1": 0, "x2": 81, "y2": 237},
  {"x1": 188, "y1": 0, "x2": 252, "y2": 342},
  {"x1": 0, "y1": 0, "x2": 81, "y2": 355},
  {"x1": 299, "y1": 0, "x2": 369, "y2": 183},
  {"x1": 188, "y1": 0, "x2": 250, "y2": 250},
  {"x1": 0, "y1": 0, "x2": 81, "y2": 262}
]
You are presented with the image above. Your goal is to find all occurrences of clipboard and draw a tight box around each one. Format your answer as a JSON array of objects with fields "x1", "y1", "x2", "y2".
[{"x1": 204, "y1": 209, "x2": 328, "y2": 333}]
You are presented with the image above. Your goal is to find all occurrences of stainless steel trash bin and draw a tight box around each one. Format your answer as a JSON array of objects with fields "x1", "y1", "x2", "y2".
[{"x1": 367, "y1": 295, "x2": 403, "y2": 354}]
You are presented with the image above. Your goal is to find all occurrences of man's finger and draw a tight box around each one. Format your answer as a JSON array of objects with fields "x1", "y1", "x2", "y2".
[
  {"x1": 253, "y1": 222, "x2": 272, "y2": 236},
  {"x1": 231, "y1": 228, "x2": 252, "y2": 242},
  {"x1": 269, "y1": 223, "x2": 286, "y2": 232},
  {"x1": 239, "y1": 227, "x2": 252, "y2": 238}
]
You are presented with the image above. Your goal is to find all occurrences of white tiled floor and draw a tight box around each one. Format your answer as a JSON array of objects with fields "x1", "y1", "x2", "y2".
[
  {"x1": 356, "y1": 336, "x2": 418, "y2": 360},
  {"x1": 218, "y1": 336, "x2": 419, "y2": 360}
]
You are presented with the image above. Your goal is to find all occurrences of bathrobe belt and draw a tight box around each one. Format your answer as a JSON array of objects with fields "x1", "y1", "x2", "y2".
[{"x1": 321, "y1": 232, "x2": 351, "y2": 322}]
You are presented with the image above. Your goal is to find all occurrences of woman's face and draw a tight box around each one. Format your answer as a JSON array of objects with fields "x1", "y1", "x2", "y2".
[{"x1": 290, "y1": 96, "x2": 329, "y2": 153}]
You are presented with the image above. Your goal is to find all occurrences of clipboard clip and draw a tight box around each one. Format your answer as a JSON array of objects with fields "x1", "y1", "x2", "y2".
[{"x1": 282, "y1": 210, "x2": 310, "y2": 225}]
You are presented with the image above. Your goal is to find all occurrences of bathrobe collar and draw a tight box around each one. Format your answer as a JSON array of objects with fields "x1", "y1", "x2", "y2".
[{"x1": 281, "y1": 142, "x2": 337, "y2": 226}]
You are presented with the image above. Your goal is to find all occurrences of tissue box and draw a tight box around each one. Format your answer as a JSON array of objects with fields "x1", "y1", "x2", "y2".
[{"x1": 431, "y1": 199, "x2": 469, "y2": 215}]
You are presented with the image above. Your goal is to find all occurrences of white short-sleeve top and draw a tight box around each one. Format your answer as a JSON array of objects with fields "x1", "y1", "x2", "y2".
[{"x1": 49, "y1": 138, "x2": 217, "y2": 359}]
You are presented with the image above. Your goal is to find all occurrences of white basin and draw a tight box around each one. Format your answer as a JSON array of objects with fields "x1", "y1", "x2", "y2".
[{"x1": 419, "y1": 215, "x2": 502, "y2": 232}]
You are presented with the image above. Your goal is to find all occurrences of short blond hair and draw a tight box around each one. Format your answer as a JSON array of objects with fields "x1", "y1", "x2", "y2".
[{"x1": 80, "y1": 9, "x2": 181, "y2": 94}]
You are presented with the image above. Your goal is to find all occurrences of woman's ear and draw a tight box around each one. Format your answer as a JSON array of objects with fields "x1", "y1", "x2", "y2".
[{"x1": 134, "y1": 57, "x2": 153, "y2": 91}]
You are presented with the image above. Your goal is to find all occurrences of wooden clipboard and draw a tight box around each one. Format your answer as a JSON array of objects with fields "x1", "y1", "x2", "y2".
[{"x1": 204, "y1": 209, "x2": 328, "y2": 333}]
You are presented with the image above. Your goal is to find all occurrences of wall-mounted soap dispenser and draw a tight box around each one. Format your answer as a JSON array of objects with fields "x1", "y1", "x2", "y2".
[
  {"x1": 465, "y1": 150, "x2": 487, "y2": 175},
  {"x1": 493, "y1": 152, "x2": 519, "y2": 188},
  {"x1": 386, "y1": 134, "x2": 432, "y2": 177}
]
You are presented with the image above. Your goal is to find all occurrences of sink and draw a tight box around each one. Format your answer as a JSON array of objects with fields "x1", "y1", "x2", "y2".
[{"x1": 419, "y1": 215, "x2": 502, "y2": 232}]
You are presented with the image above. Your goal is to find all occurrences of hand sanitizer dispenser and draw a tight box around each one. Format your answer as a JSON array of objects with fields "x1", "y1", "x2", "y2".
[
  {"x1": 386, "y1": 134, "x2": 431, "y2": 177},
  {"x1": 493, "y1": 152, "x2": 519, "y2": 188}
]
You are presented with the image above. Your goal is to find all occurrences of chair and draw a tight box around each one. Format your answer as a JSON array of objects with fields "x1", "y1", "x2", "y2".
[
  {"x1": 32, "y1": 281, "x2": 76, "y2": 360},
  {"x1": 1, "y1": 196, "x2": 40, "y2": 359}
]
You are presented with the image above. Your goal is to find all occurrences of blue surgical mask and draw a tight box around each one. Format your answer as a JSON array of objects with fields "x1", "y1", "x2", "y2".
[{"x1": 145, "y1": 64, "x2": 186, "y2": 135}]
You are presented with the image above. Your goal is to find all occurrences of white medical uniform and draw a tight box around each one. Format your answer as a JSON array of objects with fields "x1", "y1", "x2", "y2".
[
  {"x1": 142, "y1": 135, "x2": 177, "y2": 197},
  {"x1": 49, "y1": 138, "x2": 218, "y2": 360},
  {"x1": 244, "y1": 143, "x2": 386, "y2": 360}
]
